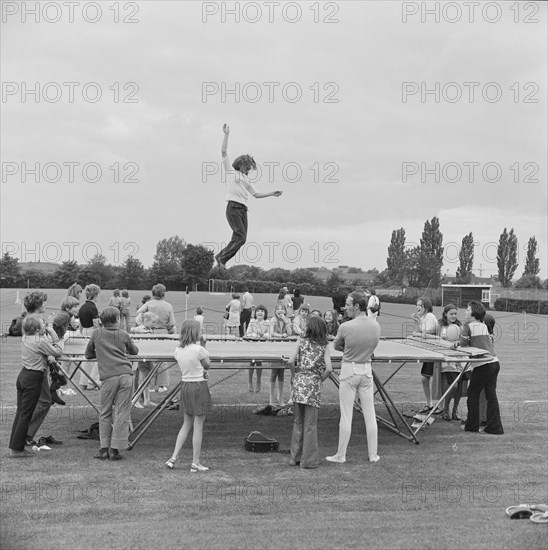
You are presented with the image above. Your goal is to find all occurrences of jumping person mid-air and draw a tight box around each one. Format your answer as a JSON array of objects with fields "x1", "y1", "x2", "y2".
[{"x1": 215, "y1": 124, "x2": 282, "y2": 268}]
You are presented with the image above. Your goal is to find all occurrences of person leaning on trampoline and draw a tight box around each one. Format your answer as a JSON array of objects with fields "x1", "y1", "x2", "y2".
[
  {"x1": 326, "y1": 291, "x2": 381, "y2": 464},
  {"x1": 214, "y1": 123, "x2": 283, "y2": 268}
]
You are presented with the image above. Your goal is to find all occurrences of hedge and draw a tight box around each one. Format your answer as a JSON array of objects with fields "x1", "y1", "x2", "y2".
[{"x1": 493, "y1": 298, "x2": 548, "y2": 315}]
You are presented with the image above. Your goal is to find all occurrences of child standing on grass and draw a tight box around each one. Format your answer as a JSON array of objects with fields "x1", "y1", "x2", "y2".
[
  {"x1": 245, "y1": 305, "x2": 270, "y2": 392},
  {"x1": 287, "y1": 316, "x2": 332, "y2": 469},
  {"x1": 460, "y1": 304, "x2": 504, "y2": 435},
  {"x1": 85, "y1": 307, "x2": 139, "y2": 461},
  {"x1": 130, "y1": 312, "x2": 159, "y2": 408},
  {"x1": 50, "y1": 296, "x2": 81, "y2": 404},
  {"x1": 9, "y1": 315, "x2": 64, "y2": 457},
  {"x1": 436, "y1": 304, "x2": 464, "y2": 421},
  {"x1": 269, "y1": 304, "x2": 293, "y2": 406},
  {"x1": 166, "y1": 320, "x2": 212, "y2": 472},
  {"x1": 120, "y1": 290, "x2": 131, "y2": 331}
]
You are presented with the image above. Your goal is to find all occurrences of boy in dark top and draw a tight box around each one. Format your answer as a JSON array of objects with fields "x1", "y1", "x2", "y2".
[{"x1": 85, "y1": 307, "x2": 139, "y2": 460}]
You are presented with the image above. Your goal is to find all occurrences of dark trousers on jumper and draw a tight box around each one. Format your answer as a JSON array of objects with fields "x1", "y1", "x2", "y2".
[
  {"x1": 465, "y1": 361, "x2": 504, "y2": 434},
  {"x1": 9, "y1": 369, "x2": 45, "y2": 451},
  {"x1": 27, "y1": 370, "x2": 52, "y2": 439},
  {"x1": 239, "y1": 307, "x2": 252, "y2": 337},
  {"x1": 218, "y1": 201, "x2": 248, "y2": 265}
]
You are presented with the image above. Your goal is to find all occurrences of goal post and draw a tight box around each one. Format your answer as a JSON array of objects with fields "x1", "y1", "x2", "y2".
[{"x1": 208, "y1": 279, "x2": 228, "y2": 295}]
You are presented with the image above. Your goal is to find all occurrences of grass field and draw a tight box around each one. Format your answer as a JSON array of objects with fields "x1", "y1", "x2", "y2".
[{"x1": 0, "y1": 289, "x2": 547, "y2": 549}]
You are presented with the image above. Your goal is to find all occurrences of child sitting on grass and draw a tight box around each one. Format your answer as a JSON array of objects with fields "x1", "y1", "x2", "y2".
[
  {"x1": 85, "y1": 307, "x2": 139, "y2": 461},
  {"x1": 166, "y1": 320, "x2": 211, "y2": 472},
  {"x1": 9, "y1": 315, "x2": 64, "y2": 458}
]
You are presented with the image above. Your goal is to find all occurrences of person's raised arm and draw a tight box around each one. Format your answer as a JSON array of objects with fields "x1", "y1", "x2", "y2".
[
  {"x1": 221, "y1": 123, "x2": 229, "y2": 158},
  {"x1": 252, "y1": 190, "x2": 283, "y2": 199}
]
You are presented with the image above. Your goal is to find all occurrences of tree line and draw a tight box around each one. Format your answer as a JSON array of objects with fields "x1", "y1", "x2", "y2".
[
  {"x1": 0, "y1": 223, "x2": 544, "y2": 292},
  {"x1": 381, "y1": 218, "x2": 544, "y2": 289}
]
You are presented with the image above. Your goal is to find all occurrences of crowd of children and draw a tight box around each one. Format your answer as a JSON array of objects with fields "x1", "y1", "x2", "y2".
[{"x1": 7, "y1": 284, "x2": 503, "y2": 472}]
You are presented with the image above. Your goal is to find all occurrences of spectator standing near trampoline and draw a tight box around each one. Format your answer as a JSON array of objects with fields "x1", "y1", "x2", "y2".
[
  {"x1": 239, "y1": 287, "x2": 254, "y2": 338},
  {"x1": 412, "y1": 297, "x2": 441, "y2": 414},
  {"x1": 214, "y1": 123, "x2": 283, "y2": 268},
  {"x1": 326, "y1": 292, "x2": 381, "y2": 464},
  {"x1": 135, "y1": 284, "x2": 176, "y2": 393}
]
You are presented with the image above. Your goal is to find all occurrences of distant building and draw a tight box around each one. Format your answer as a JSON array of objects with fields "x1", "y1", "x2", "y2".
[
  {"x1": 442, "y1": 284, "x2": 492, "y2": 308},
  {"x1": 19, "y1": 262, "x2": 59, "y2": 274}
]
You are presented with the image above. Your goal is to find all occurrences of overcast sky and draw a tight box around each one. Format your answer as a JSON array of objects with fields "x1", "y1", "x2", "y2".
[{"x1": 2, "y1": 1, "x2": 546, "y2": 279}]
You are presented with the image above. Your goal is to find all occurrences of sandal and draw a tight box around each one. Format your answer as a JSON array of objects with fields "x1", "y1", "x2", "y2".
[
  {"x1": 452, "y1": 412, "x2": 461, "y2": 421},
  {"x1": 165, "y1": 457, "x2": 177, "y2": 469},
  {"x1": 190, "y1": 463, "x2": 209, "y2": 473},
  {"x1": 530, "y1": 511, "x2": 548, "y2": 523},
  {"x1": 418, "y1": 405, "x2": 433, "y2": 414},
  {"x1": 442, "y1": 412, "x2": 451, "y2": 421},
  {"x1": 505, "y1": 504, "x2": 548, "y2": 519}
]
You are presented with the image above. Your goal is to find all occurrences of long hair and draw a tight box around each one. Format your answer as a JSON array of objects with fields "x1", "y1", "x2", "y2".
[
  {"x1": 418, "y1": 297, "x2": 433, "y2": 313},
  {"x1": 439, "y1": 304, "x2": 461, "y2": 327},
  {"x1": 179, "y1": 320, "x2": 201, "y2": 348},
  {"x1": 323, "y1": 309, "x2": 340, "y2": 335},
  {"x1": 304, "y1": 316, "x2": 328, "y2": 346},
  {"x1": 272, "y1": 304, "x2": 287, "y2": 330}
]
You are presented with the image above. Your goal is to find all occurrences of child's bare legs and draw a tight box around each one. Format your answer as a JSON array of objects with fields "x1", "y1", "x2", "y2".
[
  {"x1": 277, "y1": 369, "x2": 285, "y2": 405},
  {"x1": 421, "y1": 375, "x2": 432, "y2": 408},
  {"x1": 170, "y1": 413, "x2": 193, "y2": 460},
  {"x1": 270, "y1": 369, "x2": 278, "y2": 405},
  {"x1": 248, "y1": 369, "x2": 254, "y2": 392},
  {"x1": 249, "y1": 368, "x2": 263, "y2": 392},
  {"x1": 270, "y1": 369, "x2": 285, "y2": 405},
  {"x1": 192, "y1": 415, "x2": 206, "y2": 466},
  {"x1": 255, "y1": 369, "x2": 262, "y2": 392}
]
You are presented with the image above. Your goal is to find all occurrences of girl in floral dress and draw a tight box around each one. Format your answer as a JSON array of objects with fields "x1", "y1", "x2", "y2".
[{"x1": 287, "y1": 316, "x2": 333, "y2": 469}]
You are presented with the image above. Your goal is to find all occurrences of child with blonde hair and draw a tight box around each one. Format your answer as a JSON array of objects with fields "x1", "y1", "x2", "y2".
[{"x1": 166, "y1": 320, "x2": 212, "y2": 472}]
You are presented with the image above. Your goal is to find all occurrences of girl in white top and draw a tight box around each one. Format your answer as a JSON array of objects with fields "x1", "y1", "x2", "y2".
[
  {"x1": 411, "y1": 297, "x2": 441, "y2": 414},
  {"x1": 225, "y1": 293, "x2": 241, "y2": 338},
  {"x1": 245, "y1": 305, "x2": 270, "y2": 392},
  {"x1": 166, "y1": 321, "x2": 211, "y2": 473},
  {"x1": 269, "y1": 304, "x2": 293, "y2": 406}
]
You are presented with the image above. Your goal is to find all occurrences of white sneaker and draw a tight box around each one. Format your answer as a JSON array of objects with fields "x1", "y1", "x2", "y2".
[
  {"x1": 369, "y1": 454, "x2": 380, "y2": 463},
  {"x1": 158, "y1": 386, "x2": 168, "y2": 393},
  {"x1": 134, "y1": 402, "x2": 144, "y2": 409},
  {"x1": 325, "y1": 455, "x2": 346, "y2": 463}
]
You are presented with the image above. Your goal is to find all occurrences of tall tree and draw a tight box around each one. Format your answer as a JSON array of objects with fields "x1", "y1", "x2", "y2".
[
  {"x1": 523, "y1": 236, "x2": 540, "y2": 277},
  {"x1": 418, "y1": 217, "x2": 444, "y2": 288},
  {"x1": 149, "y1": 236, "x2": 187, "y2": 289},
  {"x1": 81, "y1": 254, "x2": 114, "y2": 288},
  {"x1": 0, "y1": 253, "x2": 22, "y2": 287},
  {"x1": 52, "y1": 260, "x2": 82, "y2": 288},
  {"x1": 181, "y1": 244, "x2": 214, "y2": 288},
  {"x1": 119, "y1": 256, "x2": 146, "y2": 289},
  {"x1": 455, "y1": 233, "x2": 474, "y2": 284},
  {"x1": 404, "y1": 246, "x2": 421, "y2": 287},
  {"x1": 263, "y1": 268, "x2": 292, "y2": 283},
  {"x1": 326, "y1": 271, "x2": 346, "y2": 293},
  {"x1": 386, "y1": 228, "x2": 406, "y2": 285},
  {"x1": 497, "y1": 228, "x2": 518, "y2": 288}
]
